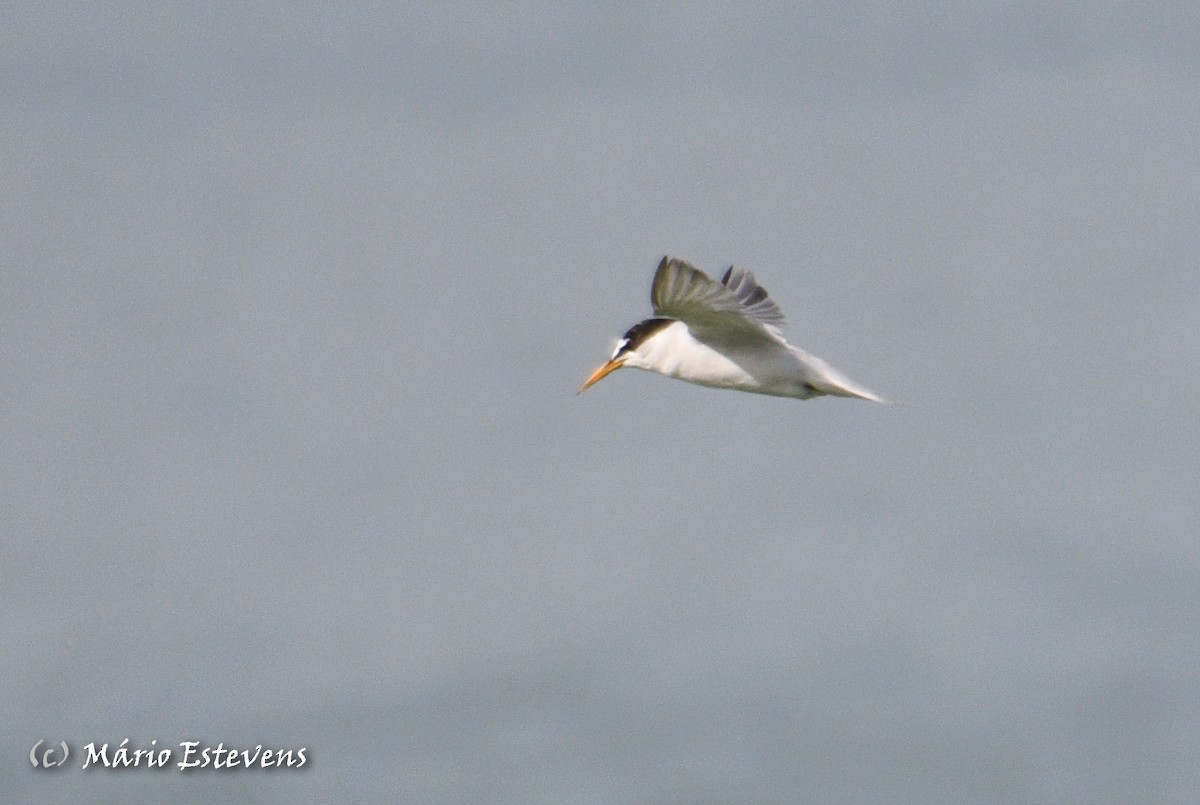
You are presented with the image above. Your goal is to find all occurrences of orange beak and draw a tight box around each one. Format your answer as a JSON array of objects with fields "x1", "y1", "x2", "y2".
[{"x1": 578, "y1": 358, "x2": 623, "y2": 394}]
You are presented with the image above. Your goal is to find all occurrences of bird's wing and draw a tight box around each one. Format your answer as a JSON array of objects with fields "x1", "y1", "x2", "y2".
[
  {"x1": 720, "y1": 266, "x2": 786, "y2": 326},
  {"x1": 651, "y1": 257, "x2": 786, "y2": 345}
]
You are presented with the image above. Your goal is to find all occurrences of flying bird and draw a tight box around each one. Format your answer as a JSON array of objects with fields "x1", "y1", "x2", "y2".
[{"x1": 580, "y1": 257, "x2": 885, "y2": 402}]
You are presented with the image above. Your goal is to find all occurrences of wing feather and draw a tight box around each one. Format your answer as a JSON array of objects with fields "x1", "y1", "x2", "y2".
[
  {"x1": 650, "y1": 257, "x2": 786, "y2": 346},
  {"x1": 720, "y1": 267, "x2": 786, "y2": 326}
]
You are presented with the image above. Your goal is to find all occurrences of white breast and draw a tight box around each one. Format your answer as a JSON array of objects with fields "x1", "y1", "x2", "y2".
[{"x1": 624, "y1": 321, "x2": 811, "y2": 397}]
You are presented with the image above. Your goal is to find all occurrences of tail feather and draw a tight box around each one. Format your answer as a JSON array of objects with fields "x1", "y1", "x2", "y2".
[
  {"x1": 826, "y1": 381, "x2": 887, "y2": 403},
  {"x1": 804, "y1": 356, "x2": 887, "y2": 403}
]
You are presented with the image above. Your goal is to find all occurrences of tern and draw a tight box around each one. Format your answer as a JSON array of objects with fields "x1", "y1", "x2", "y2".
[{"x1": 580, "y1": 257, "x2": 885, "y2": 402}]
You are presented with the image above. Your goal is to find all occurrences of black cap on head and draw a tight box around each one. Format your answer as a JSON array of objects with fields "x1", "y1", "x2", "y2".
[{"x1": 613, "y1": 317, "x2": 675, "y2": 358}]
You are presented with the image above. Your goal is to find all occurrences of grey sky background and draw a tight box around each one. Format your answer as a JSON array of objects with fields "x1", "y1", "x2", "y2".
[{"x1": 5, "y1": 4, "x2": 1198, "y2": 803}]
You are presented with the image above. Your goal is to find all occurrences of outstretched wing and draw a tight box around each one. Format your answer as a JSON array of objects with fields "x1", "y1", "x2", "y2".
[
  {"x1": 720, "y1": 266, "x2": 786, "y2": 327},
  {"x1": 650, "y1": 257, "x2": 786, "y2": 346}
]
